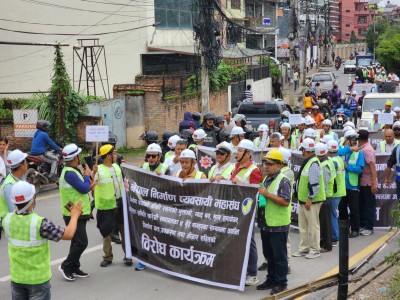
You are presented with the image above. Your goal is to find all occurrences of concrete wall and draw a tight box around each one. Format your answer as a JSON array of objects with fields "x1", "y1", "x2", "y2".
[
  {"x1": 250, "y1": 78, "x2": 272, "y2": 101},
  {"x1": 125, "y1": 96, "x2": 146, "y2": 149}
]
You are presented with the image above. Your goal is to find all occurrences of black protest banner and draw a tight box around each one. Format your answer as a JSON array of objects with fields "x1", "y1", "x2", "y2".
[{"x1": 121, "y1": 165, "x2": 257, "y2": 291}]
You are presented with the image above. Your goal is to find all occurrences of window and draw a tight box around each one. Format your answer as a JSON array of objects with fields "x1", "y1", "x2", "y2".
[
  {"x1": 358, "y1": 28, "x2": 367, "y2": 36},
  {"x1": 346, "y1": 24, "x2": 350, "y2": 27},
  {"x1": 231, "y1": 0, "x2": 241, "y2": 10},
  {"x1": 345, "y1": 33, "x2": 350, "y2": 36},
  {"x1": 358, "y1": 16, "x2": 367, "y2": 23},
  {"x1": 155, "y1": 0, "x2": 194, "y2": 29},
  {"x1": 346, "y1": 9, "x2": 350, "y2": 13}
]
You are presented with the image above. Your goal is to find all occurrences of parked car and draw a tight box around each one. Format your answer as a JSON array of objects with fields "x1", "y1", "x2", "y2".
[
  {"x1": 307, "y1": 72, "x2": 337, "y2": 92},
  {"x1": 344, "y1": 60, "x2": 357, "y2": 74},
  {"x1": 351, "y1": 83, "x2": 377, "y2": 101},
  {"x1": 235, "y1": 100, "x2": 285, "y2": 134}
]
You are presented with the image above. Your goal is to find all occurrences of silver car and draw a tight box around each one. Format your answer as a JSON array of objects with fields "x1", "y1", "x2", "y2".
[
  {"x1": 307, "y1": 72, "x2": 337, "y2": 92},
  {"x1": 344, "y1": 60, "x2": 357, "y2": 74}
]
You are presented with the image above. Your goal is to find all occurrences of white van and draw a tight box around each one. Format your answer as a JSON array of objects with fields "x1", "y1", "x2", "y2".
[{"x1": 359, "y1": 93, "x2": 400, "y2": 129}]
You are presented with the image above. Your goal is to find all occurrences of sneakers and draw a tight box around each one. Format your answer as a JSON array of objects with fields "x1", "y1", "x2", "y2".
[
  {"x1": 258, "y1": 262, "x2": 268, "y2": 271},
  {"x1": 73, "y1": 269, "x2": 89, "y2": 278},
  {"x1": 292, "y1": 250, "x2": 308, "y2": 257},
  {"x1": 111, "y1": 234, "x2": 122, "y2": 244},
  {"x1": 100, "y1": 260, "x2": 112, "y2": 267},
  {"x1": 123, "y1": 257, "x2": 133, "y2": 266},
  {"x1": 245, "y1": 275, "x2": 259, "y2": 286},
  {"x1": 360, "y1": 229, "x2": 373, "y2": 236},
  {"x1": 349, "y1": 231, "x2": 359, "y2": 238},
  {"x1": 256, "y1": 280, "x2": 275, "y2": 290},
  {"x1": 135, "y1": 262, "x2": 146, "y2": 271},
  {"x1": 320, "y1": 248, "x2": 331, "y2": 253},
  {"x1": 332, "y1": 241, "x2": 339, "y2": 247},
  {"x1": 271, "y1": 284, "x2": 287, "y2": 295},
  {"x1": 305, "y1": 251, "x2": 320, "y2": 259},
  {"x1": 58, "y1": 265, "x2": 75, "y2": 281}
]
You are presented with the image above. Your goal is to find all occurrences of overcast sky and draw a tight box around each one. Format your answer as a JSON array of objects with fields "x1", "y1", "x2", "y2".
[{"x1": 379, "y1": 0, "x2": 400, "y2": 7}]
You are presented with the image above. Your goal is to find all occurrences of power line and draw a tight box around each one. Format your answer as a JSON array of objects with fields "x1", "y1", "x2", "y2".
[{"x1": 0, "y1": 24, "x2": 155, "y2": 36}]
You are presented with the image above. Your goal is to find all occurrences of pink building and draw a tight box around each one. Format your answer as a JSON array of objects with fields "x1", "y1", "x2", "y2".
[{"x1": 339, "y1": 0, "x2": 377, "y2": 43}]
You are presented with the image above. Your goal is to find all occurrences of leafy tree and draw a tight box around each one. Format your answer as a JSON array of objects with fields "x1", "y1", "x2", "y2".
[
  {"x1": 350, "y1": 30, "x2": 358, "y2": 43},
  {"x1": 259, "y1": 55, "x2": 282, "y2": 80},
  {"x1": 376, "y1": 33, "x2": 400, "y2": 72},
  {"x1": 365, "y1": 18, "x2": 389, "y2": 52}
]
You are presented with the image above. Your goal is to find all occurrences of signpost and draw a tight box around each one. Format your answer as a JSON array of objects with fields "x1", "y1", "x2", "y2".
[
  {"x1": 12, "y1": 109, "x2": 38, "y2": 137},
  {"x1": 86, "y1": 125, "x2": 109, "y2": 164}
]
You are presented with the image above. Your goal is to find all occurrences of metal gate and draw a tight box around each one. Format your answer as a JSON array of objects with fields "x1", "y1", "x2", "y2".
[{"x1": 230, "y1": 80, "x2": 246, "y2": 111}]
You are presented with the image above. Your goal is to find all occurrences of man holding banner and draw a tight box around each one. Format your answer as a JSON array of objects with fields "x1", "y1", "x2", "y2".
[
  {"x1": 256, "y1": 149, "x2": 291, "y2": 295},
  {"x1": 230, "y1": 139, "x2": 262, "y2": 286},
  {"x1": 208, "y1": 142, "x2": 234, "y2": 181}
]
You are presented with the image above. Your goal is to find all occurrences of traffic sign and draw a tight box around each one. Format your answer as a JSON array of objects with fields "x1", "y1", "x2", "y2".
[{"x1": 13, "y1": 109, "x2": 38, "y2": 137}]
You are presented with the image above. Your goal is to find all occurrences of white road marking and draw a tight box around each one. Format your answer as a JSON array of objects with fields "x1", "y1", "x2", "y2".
[
  {"x1": 36, "y1": 193, "x2": 59, "y2": 201},
  {"x1": 0, "y1": 243, "x2": 105, "y2": 282}
]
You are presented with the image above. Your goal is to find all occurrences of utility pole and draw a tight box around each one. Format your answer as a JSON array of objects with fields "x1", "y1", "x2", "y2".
[
  {"x1": 199, "y1": 0, "x2": 210, "y2": 114},
  {"x1": 302, "y1": 0, "x2": 310, "y2": 86},
  {"x1": 288, "y1": 0, "x2": 296, "y2": 107},
  {"x1": 324, "y1": 0, "x2": 328, "y2": 65}
]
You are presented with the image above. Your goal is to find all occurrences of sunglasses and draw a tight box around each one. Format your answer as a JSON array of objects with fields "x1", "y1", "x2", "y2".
[
  {"x1": 262, "y1": 161, "x2": 277, "y2": 166},
  {"x1": 146, "y1": 154, "x2": 158, "y2": 159},
  {"x1": 216, "y1": 151, "x2": 227, "y2": 156}
]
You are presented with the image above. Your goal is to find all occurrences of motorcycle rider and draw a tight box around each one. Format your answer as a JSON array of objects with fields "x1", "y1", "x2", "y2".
[
  {"x1": 0, "y1": 150, "x2": 28, "y2": 218},
  {"x1": 139, "y1": 131, "x2": 158, "y2": 146},
  {"x1": 30, "y1": 120, "x2": 62, "y2": 181},
  {"x1": 322, "y1": 120, "x2": 339, "y2": 142},
  {"x1": 349, "y1": 91, "x2": 358, "y2": 127},
  {"x1": 233, "y1": 114, "x2": 251, "y2": 139},
  {"x1": 160, "y1": 131, "x2": 176, "y2": 159},
  {"x1": 310, "y1": 105, "x2": 325, "y2": 129},
  {"x1": 201, "y1": 113, "x2": 225, "y2": 147},
  {"x1": 328, "y1": 85, "x2": 341, "y2": 107}
]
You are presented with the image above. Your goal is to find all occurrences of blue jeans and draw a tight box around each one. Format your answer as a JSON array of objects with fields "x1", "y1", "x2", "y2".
[
  {"x1": 261, "y1": 230, "x2": 288, "y2": 285},
  {"x1": 11, "y1": 280, "x2": 51, "y2": 300},
  {"x1": 330, "y1": 197, "x2": 341, "y2": 241},
  {"x1": 247, "y1": 229, "x2": 258, "y2": 276}
]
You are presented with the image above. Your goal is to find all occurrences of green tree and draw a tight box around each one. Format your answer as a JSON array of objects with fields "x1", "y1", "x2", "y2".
[
  {"x1": 376, "y1": 33, "x2": 400, "y2": 72},
  {"x1": 350, "y1": 30, "x2": 358, "y2": 43},
  {"x1": 365, "y1": 17, "x2": 389, "y2": 52},
  {"x1": 259, "y1": 55, "x2": 282, "y2": 80}
]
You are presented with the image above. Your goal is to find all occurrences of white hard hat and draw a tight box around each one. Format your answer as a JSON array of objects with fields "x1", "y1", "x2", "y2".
[
  {"x1": 315, "y1": 142, "x2": 328, "y2": 156},
  {"x1": 281, "y1": 110, "x2": 290, "y2": 117},
  {"x1": 320, "y1": 135, "x2": 334, "y2": 144},
  {"x1": 322, "y1": 119, "x2": 332, "y2": 126},
  {"x1": 192, "y1": 129, "x2": 206, "y2": 141},
  {"x1": 393, "y1": 121, "x2": 400, "y2": 129},
  {"x1": 344, "y1": 129, "x2": 358, "y2": 139},
  {"x1": 233, "y1": 114, "x2": 245, "y2": 122},
  {"x1": 11, "y1": 181, "x2": 35, "y2": 205},
  {"x1": 62, "y1": 144, "x2": 82, "y2": 162},
  {"x1": 373, "y1": 110, "x2": 381, "y2": 115},
  {"x1": 394, "y1": 107, "x2": 400, "y2": 112},
  {"x1": 304, "y1": 128, "x2": 316, "y2": 138},
  {"x1": 344, "y1": 121, "x2": 355, "y2": 129},
  {"x1": 342, "y1": 125, "x2": 352, "y2": 133},
  {"x1": 179, "y1": 149, "x2": 196, "y2": 160},
  {"x1": 146, "y1": 143, "x2": 162, "y2": 154},
  {"x1": 279, "y1": 148, "x2": 291, "y2": 164},
  {"x1": 257, "y1": 124, "x2": 269, "y2": 132},
  {"x1": 305, "y1": 117, "x2": 315, "y2": 126},
  {"x1": 300, "y1": 117, "x2": 306, "y2": 124},
  {"x1": 6, "y1": 149, "x2": 27, "y2": 168},
  {"x1": 168, "y1": 135, "x2": 181, "y2": 149},
  {"x1": 351, "y1": 91, "x2": 358, "y2": 95},
  {"x1": 230, "y1": 126, "x2": 245, "y2": 137},
  {"x1": 301, "y1": 138, "x2": 316, "y2": 151},
  {"x1": 237, "y1": 139, "x2": 255, "y2": 152},
  {"x1": 392, "y1": 111, "x2": 397, "y2": 116},
  {"x1": 216, "y1": 141, "x2": 233, "y2": 154},
  {"x1": 281, "y1": 122, "x2": 291, "y2": 129},
  {"x1": 327, "y1": 140, "x2": 339, "y2": 152}
]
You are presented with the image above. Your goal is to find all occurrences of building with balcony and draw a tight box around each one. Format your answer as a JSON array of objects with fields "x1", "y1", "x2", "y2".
[{"x1": 338, "y1": 0, "x2": 377, "y2": 42}]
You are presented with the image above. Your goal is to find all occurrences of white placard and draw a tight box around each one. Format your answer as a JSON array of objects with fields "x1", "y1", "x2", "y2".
[
  {"x1": 86, "y1": 125, "x2": 109, "y2": 142},
  {"x1": 289, "y1": 114, "x2": 302, "y2": 125},
  {"x1": 378, "y1": 113, "x2": 394, "y2": 125},
  {"x1": 13, "y1": 109, "x2": 38, "y2": 137}
]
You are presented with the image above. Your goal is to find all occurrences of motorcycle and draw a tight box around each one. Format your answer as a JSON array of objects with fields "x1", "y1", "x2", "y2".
[
  {"x1": 335, "y1": 61, "x2": 341, "y2": 70},
  {"x1": 26, "y1": 150, "x2": 64, "y2": 192},
  {"x1": 333, "y1": 109, "x2": 346, "y2": 129}
]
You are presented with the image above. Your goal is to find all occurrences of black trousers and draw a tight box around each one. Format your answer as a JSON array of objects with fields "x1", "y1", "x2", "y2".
[
  {"x1": 339, "y1": 189, "x2": 360, "y2": 232},
  {"x1": 261, "y1": 230, "x2": 288, "y2": 285},
  {"x1": 359, "y1": 186, "x2": 376, "y2": 230},
  {"x1": 319, "y1": 200, "x2": 332, "y2": 251},
  {"x1": 62, "y1": 218, "x2": 88, "y2": 273}
]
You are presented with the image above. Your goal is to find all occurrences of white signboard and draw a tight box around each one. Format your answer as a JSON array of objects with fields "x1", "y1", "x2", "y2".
[
  {"x1": 378, "y1": 113, "x2": 394, "y2": 125},
  {"x1": 289, "y1": 114, "x2": 302, "y2": 125},
  {"x1": 86, "y1": 125, "x2": 109, "y2": 142},
  {"x1": 13, "y1": 109, "x2": 38, "y2": 137}
]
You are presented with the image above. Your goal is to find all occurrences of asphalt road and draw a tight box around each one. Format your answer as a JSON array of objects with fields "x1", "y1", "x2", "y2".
[{"x1": 0, "y1": 182, "x2": 394, "y2": 300}]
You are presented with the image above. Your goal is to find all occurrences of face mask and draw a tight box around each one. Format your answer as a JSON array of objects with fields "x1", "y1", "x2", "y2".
[{"x1": 283, "y1": 118, "x2": 289, "y2": 123}]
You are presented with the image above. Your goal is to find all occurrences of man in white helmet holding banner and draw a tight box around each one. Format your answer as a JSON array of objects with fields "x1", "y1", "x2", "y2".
[{"x1": 1, "y1": 181, "x2": 82, "y2": 299}]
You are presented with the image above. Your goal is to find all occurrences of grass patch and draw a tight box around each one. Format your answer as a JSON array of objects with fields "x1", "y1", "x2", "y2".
[{"x1": 383, "y1": 266, "x2": 400, "y2": 299}]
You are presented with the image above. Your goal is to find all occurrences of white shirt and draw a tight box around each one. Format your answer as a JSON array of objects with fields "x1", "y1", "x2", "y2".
[
  {"x1": 164, "y1": 156, "x2": 199, "y2": 175},
  {"x1": 224, "y1": 120, "x2": 235, "y2": 134}
]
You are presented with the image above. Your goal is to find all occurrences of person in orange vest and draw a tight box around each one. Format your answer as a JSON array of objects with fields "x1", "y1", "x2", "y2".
[{"x1": 310, "y1": 105, "x2": 325, "y2": 129}]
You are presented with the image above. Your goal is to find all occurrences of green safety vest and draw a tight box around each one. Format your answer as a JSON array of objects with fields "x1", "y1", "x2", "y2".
[
  {"x1": 2, "y1": 212, "x2": 51, "y2": 285},
  {"x1": 142, "y1": 162, "x2": 169, "y2": 174},
  {"x1": 264, "y1": 172, "x2": 291, "y2": 227},
  {"x1": 0, "y1": 174, "x2": 17, "y2": 218},
  {"x1": 320, "y1": 158, "x2": 336, "y2": 198},
  {"x1": 297, "y1": 156, "x2": 326, "y2": 202},
  {"x1": 253, "y1": 137, "x2": 270, "y2": 149},
  {"x1": 176, "y1": 169, "x2": 204, "y2": 179},
  {"x1": 208, "y1": 163, "x2": 235, "y2": 180},
  {"x1": 331, "y1": 156, "x2": 347, "y2": 197},
  {"x1": 165, "y1": 151, "x2": 174, "y2": 160},
  {"x1": 234, "y1": 164, "x2": 258, "y2": 184},
  {"x1": 379, "y1": 140, "x2": 400, "y2": 153},
  {"x1": 347, "y1": 152, "x2": 360, "y2": 187},
  {"x1": 281, "y1": 165, "x2": 295, "y2": 186},
  {"x1": 59, "y1": 166, "x2": 90, "y2": 217},
  {"x1": 94, "y1": 164, "x2": 123, "y2": 210},
  {"x1": 339, "y1": 137, "x2": 345, "y2": 146}
]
